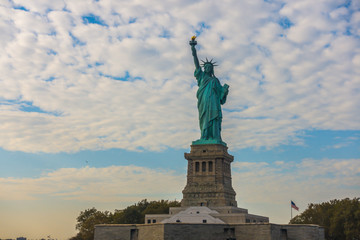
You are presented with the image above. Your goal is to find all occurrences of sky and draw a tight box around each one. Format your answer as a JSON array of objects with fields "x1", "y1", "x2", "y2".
[{"x1": 0, "y1": 0, "x2": 359, "y2": 239}]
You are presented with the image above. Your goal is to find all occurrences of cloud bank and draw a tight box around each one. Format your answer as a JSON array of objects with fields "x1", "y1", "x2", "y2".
[
  {"x1": 0, "y1": 158, "x2": 358, "y2": 226},
  {"x1": 0, "y1": 0, "x2": 359, "y2": 153},
  {"x1": 0, "y1": 165, "x2": 185, "y2": 201},
  {"x1": 233, "y1": 158, "x2": 360, "y2": 205}
]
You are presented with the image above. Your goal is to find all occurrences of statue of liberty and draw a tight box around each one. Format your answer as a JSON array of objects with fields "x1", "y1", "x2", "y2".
[{"x1": 189, "y1": 36, "x2": 229, "y2": 146}]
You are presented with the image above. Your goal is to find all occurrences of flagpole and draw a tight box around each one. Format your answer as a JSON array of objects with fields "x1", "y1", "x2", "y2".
[{"x1": 291, "y1": 201, "x2": 292, "y2": 220}]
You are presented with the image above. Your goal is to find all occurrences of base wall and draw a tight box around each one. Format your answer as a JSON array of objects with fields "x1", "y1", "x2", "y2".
[{"x1": 95, "y1": 223, "x2": 324, "y2": 240}]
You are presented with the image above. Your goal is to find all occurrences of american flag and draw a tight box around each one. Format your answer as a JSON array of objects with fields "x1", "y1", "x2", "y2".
[{"x1": 291, "y1": 200, "x2": 299, "y2": 211}]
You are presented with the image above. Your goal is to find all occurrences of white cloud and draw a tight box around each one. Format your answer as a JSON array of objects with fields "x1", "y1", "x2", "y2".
[
  {"x1": 0, "y1": 158, "x2": 358, "y2": 238},
  {"x1": 1, "y1": 157, "x2": 358, "y2": 212},
  {"x1": 0, "y1": 165, "x2": 185, "y2": 201},
  {"x1": 0, "y1": 164, "x2": 185, "y2": 239},
  {"x1": 232, "y1": 158, "x2": 360, "y2": 222},
  {"x1": 0, "y1": 0, "x2": 359, "y2": 153}
]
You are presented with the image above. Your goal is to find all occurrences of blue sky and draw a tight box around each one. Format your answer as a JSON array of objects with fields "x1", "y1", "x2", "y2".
[
  {"x1": 1, "y1": 130, "x2": 358, "y2": 178},
  {"x1": 0, "y1": 0, "x2": 359, "y2": 239}
]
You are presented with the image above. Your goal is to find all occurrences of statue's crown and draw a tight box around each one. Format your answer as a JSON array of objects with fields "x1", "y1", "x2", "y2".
[{"x1": 201, "y1": 57, "x2": 218, "y2": 67}]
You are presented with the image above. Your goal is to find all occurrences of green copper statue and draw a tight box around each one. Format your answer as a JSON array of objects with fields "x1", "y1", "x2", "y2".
[{"x1": 190, "y1": 36, "x2": 229, "y2": 146}]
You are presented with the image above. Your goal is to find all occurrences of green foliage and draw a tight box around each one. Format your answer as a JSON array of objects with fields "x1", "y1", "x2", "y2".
[
  {"x1": 290, "y1": 198, "x2": 360, "y2": 240},
  {"x1": 75, "y1": 207, "x2": 113, "y2": 240},
  {"x1": 69, "y1": 199, "x2": 181, "y2": 240},
  {"x1": 143, "y1": 199, "x2": 181, "y2": 215}
]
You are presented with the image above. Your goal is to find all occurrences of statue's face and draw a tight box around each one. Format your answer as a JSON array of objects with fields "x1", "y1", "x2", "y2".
[{"x1": 204, "y1": 64, "x2": 213, "y2": 73}]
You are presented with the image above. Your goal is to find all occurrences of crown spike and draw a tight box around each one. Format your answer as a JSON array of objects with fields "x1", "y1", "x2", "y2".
[{"x1": 200, "y1": 57, "x2": 218, "y2": 67}]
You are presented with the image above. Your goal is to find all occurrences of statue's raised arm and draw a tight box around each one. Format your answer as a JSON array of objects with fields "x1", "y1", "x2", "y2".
[{"x1": 189, "y1": 36, "x2": 200, "y2": 70}]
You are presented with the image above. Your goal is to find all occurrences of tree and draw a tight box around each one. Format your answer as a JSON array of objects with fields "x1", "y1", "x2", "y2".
[
  {"x1": 74, "y1": 208, "x2": 113, "y2": 240},
  {"x1": 112, "y1": 199, "x2": 181, "y2": 224},
  {"x1": 290, "y1": 198, "x2": 360, "y2": 240},
  {"x1": 69, "y1": 199, "x2": 181, "y2": 240},
  {"x1": 142, "y1": 199, "x2": 180, "y2": 215}
]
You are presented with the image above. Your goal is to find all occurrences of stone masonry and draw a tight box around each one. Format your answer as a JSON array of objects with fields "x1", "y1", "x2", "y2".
[
  {"x1": 182, "y1": 144, "x2": 237, "y2": 207},
  {"x1": 145, "y1": 144, "x2": 269, "y2": 225},
  {"x1": 95, "y1": 223, "x2": 325, "y2": 240},
  {"x1": 94, "y1": 144, "x2": 325, "y2": 240}
]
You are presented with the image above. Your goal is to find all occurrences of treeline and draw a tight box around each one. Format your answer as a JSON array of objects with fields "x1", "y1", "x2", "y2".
[
  {"x1": 69, "y1": 197, "x2": 359, "y2": 240},
  {"x1": 290, "y1": 197, "x2": 360, "y2": 240},
  {"x1": 69, "y1": 199, "x2": 180, "y2": 240}
]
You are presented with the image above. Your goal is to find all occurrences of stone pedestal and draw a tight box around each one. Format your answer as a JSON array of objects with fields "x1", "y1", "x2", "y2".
[
  {"x1": 95, "y1": 143, "x2": 324, "y2": 240},
  {"x1": 181, "y1": 144, "x2": 237, "y2": 207}
]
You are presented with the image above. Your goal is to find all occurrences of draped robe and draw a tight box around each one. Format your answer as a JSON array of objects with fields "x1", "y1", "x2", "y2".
[{"x1": 194, "y1": 67, "x2": 228, "y2": 141}]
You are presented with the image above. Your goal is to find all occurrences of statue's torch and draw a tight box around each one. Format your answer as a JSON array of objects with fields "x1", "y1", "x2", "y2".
[{"x1": 189, "y1": 35, "x2": 197, "y2": 46}]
